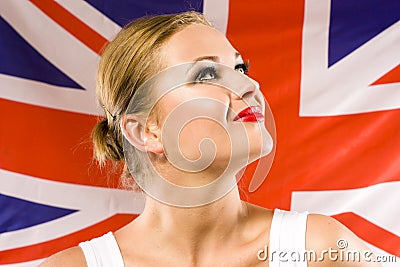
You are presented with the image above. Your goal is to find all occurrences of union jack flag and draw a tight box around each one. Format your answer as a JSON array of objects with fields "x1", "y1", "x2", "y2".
[{"x1": 0, "y1": 0, "x2": 399, "y2": 266}]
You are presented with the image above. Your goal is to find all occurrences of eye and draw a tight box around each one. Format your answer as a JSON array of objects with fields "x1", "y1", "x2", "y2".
[
  {"x1": 195, "y1": 66, "x2": 218, "y2": 82},
  {"x1": 235, "y1": 62, "x2": 249, "y2": 75}
]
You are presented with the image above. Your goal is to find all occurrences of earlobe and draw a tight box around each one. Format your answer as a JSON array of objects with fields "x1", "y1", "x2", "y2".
[
  {"x1": 144, "y1": 138, "x2": 164, "y2": 154},
  {"x1": 143, "y1": 124, "x2": 164, "y2": 154}
]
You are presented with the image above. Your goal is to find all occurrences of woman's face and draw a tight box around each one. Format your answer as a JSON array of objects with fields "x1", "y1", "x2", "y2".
[{"x1": 151, "y1": 24, "x2": 272, "y2": 185}]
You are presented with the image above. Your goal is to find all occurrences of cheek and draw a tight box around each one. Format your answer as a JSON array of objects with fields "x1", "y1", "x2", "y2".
[
  {"x1": 154, "y1": 95, "x2": 179, "y2": 124},
  {"x1": 156, "y1": 86, "x2": 232, "y2": 166},
  {"x1": 178, "y1": 118, "x2": 231, "y2": 161},
  {"x1": 157, "y1": 86, "x2": 230, "y2": 130}
]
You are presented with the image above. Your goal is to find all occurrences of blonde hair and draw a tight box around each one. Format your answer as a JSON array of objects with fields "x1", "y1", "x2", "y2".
[{"x1": 92, "y1": 11, "x2": 212, "y2": 186}]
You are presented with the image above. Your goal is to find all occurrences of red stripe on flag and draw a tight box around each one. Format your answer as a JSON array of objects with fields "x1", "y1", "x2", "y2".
[
  {"x1": 0, "y1": 213, "x2": 138, "y2": 264},
  {"x1": 0, "y1": 99, "x2": 120, "y2": 188},
  {"x1": 333, "y1": 212, "x2": 400, "y2": 257},
  {"x1": 227, "y1": 0, "x2": 400, "y2": 210},
  {"x1": 30, "y1": 0, "x2": 108, "y2": 54},
  {"x1": 371, "y1": 64, "x2": 400, "y2": 85}
]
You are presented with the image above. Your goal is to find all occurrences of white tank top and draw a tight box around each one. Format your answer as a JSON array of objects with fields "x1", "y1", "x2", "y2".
[
  {"x1": 269, "y1": 209, "x2": 308, "y2": 267},
  {"x1": 79, "y1": 209, "x2": 308, "y2": 267}
]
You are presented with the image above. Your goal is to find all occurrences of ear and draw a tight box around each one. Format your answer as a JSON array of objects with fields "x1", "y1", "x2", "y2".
[
  {"x1": 143, "y1": 122, "x2": 164, "y2": 154},
  {"x1": 120, "y1": 114, "x2": 163, "y2": 154}
]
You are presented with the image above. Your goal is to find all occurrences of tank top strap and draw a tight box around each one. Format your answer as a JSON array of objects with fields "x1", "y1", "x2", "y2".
[
  {"x1": 79, "y1": 232, "x2": 124, "y2": 267},
  {"x1": 269, "y1": 209, "x2": 309, "y2": 267}
]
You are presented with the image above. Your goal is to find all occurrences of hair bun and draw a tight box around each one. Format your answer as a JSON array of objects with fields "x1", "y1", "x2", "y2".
[{"x1": 92, "y1": 117, "x2": 124, "y2": 164}]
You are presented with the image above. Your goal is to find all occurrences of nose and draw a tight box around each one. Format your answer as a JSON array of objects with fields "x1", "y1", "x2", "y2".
[{"x1": 230, "y1": 76, "x2": 260, "y2": 100}]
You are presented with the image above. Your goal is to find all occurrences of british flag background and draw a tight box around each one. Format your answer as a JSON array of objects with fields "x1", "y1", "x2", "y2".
[{"x1": 0, "y1": 0, "x2": 399, "y2": 266}]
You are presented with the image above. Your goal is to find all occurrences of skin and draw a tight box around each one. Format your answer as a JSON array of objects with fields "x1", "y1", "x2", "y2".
[{"x1": 40, "y1": 24, "x2": 381, "y2": 266}]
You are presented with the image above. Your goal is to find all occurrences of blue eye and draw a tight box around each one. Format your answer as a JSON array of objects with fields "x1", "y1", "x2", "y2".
[{"x1": 195, "y1": 66, "x2": 218, "y2": 82}]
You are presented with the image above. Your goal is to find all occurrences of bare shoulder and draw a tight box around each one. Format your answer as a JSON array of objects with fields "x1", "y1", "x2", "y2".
[
  {"x1": 39, "y1": 246, "x2": 87, "y2": 267},
  {"x1": 306, "y1": 214, "x2": 381, "y2": 266}
]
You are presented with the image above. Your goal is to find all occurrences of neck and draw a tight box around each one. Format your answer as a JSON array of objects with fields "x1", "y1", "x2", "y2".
[{"x1": 138, "y1": 186, "x2": 248, "y2": 253}]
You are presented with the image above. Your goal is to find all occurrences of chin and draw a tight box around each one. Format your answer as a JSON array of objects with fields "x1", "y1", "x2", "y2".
[
  {"x1": 261, "y1": 133, "x2": 274, "y2": 157},
  {"x1": 248, "y1": 128, "x2": 273, "y2": 160}
]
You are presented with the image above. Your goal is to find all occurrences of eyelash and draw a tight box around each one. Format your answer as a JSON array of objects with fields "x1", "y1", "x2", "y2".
[
  {"x1": 195, "y1": 61, "x2": 250, "y2": 82},
  {"x1": 196, "y1": 66, "x2": 218, "y2": 82},
  {"x1": 235, "y1": 61, "x2": 250, "y2": 75}
]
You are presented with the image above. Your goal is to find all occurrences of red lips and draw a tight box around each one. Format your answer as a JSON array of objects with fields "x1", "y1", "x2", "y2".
[{"x1": 233, "y1": 106, "x2": 264, "y2": 122}]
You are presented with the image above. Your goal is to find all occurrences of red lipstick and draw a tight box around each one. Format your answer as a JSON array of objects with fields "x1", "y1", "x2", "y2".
[{"x1": 233, "y1": 106, "x2": 264, "y2": 122}]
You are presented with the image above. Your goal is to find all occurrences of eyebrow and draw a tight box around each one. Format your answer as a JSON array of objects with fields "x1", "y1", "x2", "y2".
[
  {"x1": 193, "y1": 55, "x2": 219, "y2": 62},
  {"x1": 187, "y1": 52, "x2": 243, "y2": 75},
  {"x1": 192, "y1": 52, "x2": 242, "y2": 63}
]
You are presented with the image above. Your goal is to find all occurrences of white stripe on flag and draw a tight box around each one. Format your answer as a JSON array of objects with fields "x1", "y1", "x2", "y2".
[
  {"x1": 0, "y1": 74, "x2": 100, "y2": 115},
  {"x1": 0, "y1": 0, "x2": 99, "y2": 95},
  {"x1": 0, "y1": 259, "x2": 43, "y2": 267},
  {"x1": 55, "y1": 0, "x2": 121, "y2": 41},
  {"x1": 365, "y1": 241, "x2": 400, "y2": 267},
  {"x1": 291, "y1": 181, "x2": 400, "y2": 236},
  {"x1": 203, "y1": 0, "x2": 229, "y2": 34},
  {"x1": 300, "y1": 0, "x2": 400, "y2": 116},
  {"x1": 0, "y1": 168, "x2": 144, "y2": 250}
]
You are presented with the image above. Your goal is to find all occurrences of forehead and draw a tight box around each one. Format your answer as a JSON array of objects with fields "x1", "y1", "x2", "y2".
[{"x1": 160, "y1": 24, "x2": 238, "y2": 67}]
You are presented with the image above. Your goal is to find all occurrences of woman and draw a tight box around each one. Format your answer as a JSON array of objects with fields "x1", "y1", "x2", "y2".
[{"x1": 41, "y1": 11, "x2": 379, "y2": 266}]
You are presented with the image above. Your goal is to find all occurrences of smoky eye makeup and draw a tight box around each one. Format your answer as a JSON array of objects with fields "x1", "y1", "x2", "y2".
[
  {"x1": 187, "y1": 59, "x2": 249, "y2": 84},
  {"x1": 188, "y1": 61, "x2": 220, "y2": 83},
  {"x1": 195, "y1": 66, "x2": 219, "y2": 82},
  {"x1": 234, "y1": 60, "x2": 250, "y2": 75}
]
